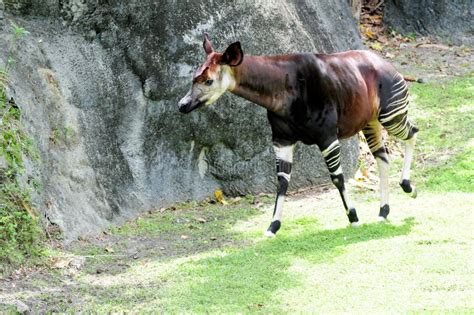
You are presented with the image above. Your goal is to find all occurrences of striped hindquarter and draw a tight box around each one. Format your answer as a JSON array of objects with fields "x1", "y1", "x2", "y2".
[{"x1": 379, "y1": 73, "x2": 418, "y2": 141}]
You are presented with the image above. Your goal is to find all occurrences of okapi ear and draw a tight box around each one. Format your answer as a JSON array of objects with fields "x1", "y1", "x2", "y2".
[
  {"x1": 203, "y1": 32, "x2": 213, "y2": 55},
  {"x1": 221, "y1": 41, "x2": 244, "y2": 67}
]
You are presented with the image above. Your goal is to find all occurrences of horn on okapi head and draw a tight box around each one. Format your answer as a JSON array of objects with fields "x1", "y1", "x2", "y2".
[
  {"x1": 203, "y1": 32, "x2": 213, "y2": 55},
  {"x1": 221, "y1": 41, "x2": 244, "y2": 67}
]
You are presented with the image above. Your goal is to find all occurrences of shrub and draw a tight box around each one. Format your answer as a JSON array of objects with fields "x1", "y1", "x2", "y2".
[{"x1": 0, "y1": 23, "x2": 44, "y2": 273}]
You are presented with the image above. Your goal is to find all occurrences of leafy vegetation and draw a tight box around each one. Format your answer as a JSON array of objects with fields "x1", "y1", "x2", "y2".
[{"x1": 0, "y1": 24, "x2": 43, "y2": 273}]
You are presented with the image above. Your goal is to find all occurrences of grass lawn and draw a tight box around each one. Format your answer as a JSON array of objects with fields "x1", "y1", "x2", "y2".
[{"x1": 1, "y1": 77, "x2": 473, "y2": 313}]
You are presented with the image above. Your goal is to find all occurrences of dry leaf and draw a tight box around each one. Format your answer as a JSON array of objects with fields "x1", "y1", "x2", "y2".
[
  {"x1": 214, "y1": 190, "x2": 228, "y2": 205},
  {"x1": 364, "y1": 29, "x2": 375, "y2": 39},
  {"x1": 51, "y1": 258, "x2": 72, "y2": 269},
  {"x1": 377, "y1": 35, "x2": 387, "y2": 44},
  {"x1": 370, "y1": 42, "x2": 383, "y2": 51},
  {"x1": 361, "y1": 168, "x2": 369, "y2": 178},
  {"x1": 196, "y1": 217, "x2": 207, "y2": 223}
]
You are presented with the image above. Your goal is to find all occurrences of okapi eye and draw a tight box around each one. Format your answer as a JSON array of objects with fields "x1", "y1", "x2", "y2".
[{"x1": 205, "y1": 79, "x2": 214, "y2": 86}]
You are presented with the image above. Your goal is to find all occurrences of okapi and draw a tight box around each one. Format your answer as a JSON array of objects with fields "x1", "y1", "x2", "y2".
[{"x1": 178, "y1": 34, "x2": 418, "y2": 237}]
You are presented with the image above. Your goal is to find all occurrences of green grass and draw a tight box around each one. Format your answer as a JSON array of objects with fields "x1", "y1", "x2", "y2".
[
  {"x1": 409, "y1": 76, "x2": 474, "y2": 192},
  {"x1": 59, "y1": 188, "x2": 473, "y2": 313},
  {"x1": 78, "y1": 219, "x2": 417, "y2": 313}
]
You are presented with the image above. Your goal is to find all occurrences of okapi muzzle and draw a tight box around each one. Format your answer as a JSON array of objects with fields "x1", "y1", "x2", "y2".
[
  {"x1": 178, "y1": 34, "x2": 419, "y2": 237},
  {"x1": 178, "y1": 33, "x2": 242, "y2": 114},
  {"x1": 178, "y1": 89, "x2": 206, "y2": 113}
]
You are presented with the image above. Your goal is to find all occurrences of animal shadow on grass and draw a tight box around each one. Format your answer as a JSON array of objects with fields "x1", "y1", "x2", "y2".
[
  {"x1": 78, "y1": 217, "x2": 415, "y2": 312},
  {"x1": 175, "y1": 217, "x2": 416, "y2": 311}
]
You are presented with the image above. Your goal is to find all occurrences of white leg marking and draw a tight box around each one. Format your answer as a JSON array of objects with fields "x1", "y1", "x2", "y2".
[
  {"x1": 321, "y1": 140, "x2": 339, "y2": 158},
  {"x1": 274, "y1": 145, "x2": 294, "y2": 163},
  {"x1": 401, "y1": 134, "x2": 417, "y2": 182},
  {"x1": 330, "y1": 166, "x2": 343, "y2": 176},
  {"x1": 341, "y1": 189, "x2": 354, "y2": 213},
  {"x1": 351, "y1": 221, "x2": 361, "y2": 227},
  {"x1": 264, "y1": 230, "x2": 276, "y2": 238},
  {"x1": 277, "y1": 172, "x2": 291, "y2": 182},
  {"x1": 272, "y1": 195, "x2": 285, "y2": 222},
  {"x1": 376, "y1": 157, "x2": 390, "y2": 207}
]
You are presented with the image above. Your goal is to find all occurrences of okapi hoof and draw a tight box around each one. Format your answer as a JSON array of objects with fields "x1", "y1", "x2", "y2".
[
  {"x1": 265, "y1": 220, "x2": 281, "y2": 238},
  {"x1": 378, "y1": 204, "x2": 390, "y2": 220},
  {"x1": 347, "y1": 208, "x2": 359, "y2": 226},
  {"x1": 400, "y1": 179, "x2": 417, "y2": 198}
]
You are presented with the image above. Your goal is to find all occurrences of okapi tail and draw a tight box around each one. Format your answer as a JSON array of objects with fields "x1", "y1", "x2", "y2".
[{"x1": 403, "y1": 75, "x2": 425, "y2": 84}]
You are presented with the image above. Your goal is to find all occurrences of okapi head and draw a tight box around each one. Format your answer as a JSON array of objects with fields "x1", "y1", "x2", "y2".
[{"x1": 178, "y1": 33, "x2": 243, "y2": 113}]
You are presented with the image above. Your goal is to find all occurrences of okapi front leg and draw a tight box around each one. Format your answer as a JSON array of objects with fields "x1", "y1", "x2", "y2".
[
  {"x1": 264, "y1": 144, "x2": 294, "y2": 237},
  {"x1": 321, "y1": 140, "x2": 360, "y2": 226}
]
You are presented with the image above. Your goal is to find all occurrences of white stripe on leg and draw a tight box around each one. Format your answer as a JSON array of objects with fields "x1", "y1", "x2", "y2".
[
  {"x1": 274, "y1": 145, "x2": 294, "y2": 163},
  {"x1": 401, "y1": 134, "x2": 417, "y2": 182},
  {"x1": 272, "y1": 195, "x2": 284, "y2": 222},
  {"x1": 341, "y1": 189, "x2": 354, "y2": 214},
  {"x1": 376, "y1": 157, "x2": 390, "y2": 207}
]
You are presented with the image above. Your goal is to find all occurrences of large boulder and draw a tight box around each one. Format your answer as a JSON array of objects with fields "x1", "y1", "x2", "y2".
[
  {"x1": 1, "y1": 0, "x2": 362, "y2": 241},
  {"x1": 384, "y1": 0, "x2": 474, "y2": 46}
]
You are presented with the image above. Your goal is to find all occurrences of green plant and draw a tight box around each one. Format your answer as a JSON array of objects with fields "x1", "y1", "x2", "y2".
[
  {"x1": 0, "y1": 23, "x2": 43, "y2": 273},
  {"x1": 404, "y1": 32, "x2": 417, "y2": 42},
  {"x1": 50, "y1": 126, "x2": 76, "y2": 145}
]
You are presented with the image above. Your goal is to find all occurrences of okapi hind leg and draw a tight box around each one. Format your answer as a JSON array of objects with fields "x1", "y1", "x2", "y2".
[
  {"x1": 321, "y1": 139, "x2": 359, "y2": 226},
  {"x1": 362, "y1": 122, "x2": 391, "y2": 221},
  {"x1": 264, "y1": 143, "x2": 295, "y2": 237},
  {"x1": 378, "y1": 73, "x2": 419, "y2": 198}
]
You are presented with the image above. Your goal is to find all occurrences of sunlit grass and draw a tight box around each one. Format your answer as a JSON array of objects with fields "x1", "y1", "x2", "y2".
[{"x1": 409, "y1": 76, "x2": 474, "y2": 192}]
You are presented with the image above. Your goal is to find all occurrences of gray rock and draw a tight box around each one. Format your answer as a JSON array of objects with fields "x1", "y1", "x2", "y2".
[
  {"x1": 2, "y1": 0, "x2": 362, "y2": 241},
  {"x1": 385, "y1": 0, "x2": 474, "y2": 46},
  {"x1": 69, "y1": 256, "x2": 86, "y2": 269},
  {"x1": 0, "y1": 0, "x2": 4, "y2": 20}
]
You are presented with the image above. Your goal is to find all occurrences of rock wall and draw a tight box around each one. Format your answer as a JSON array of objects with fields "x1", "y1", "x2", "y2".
[
  {"x1": 385, "y1": 0, "x2": 474, "y2": 46},
  {"x1": 1, "y1": 0, "x2": 362, "y2": 241}
]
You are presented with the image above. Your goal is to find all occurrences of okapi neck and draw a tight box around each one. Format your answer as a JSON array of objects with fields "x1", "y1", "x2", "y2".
[{"x1": 230, "y1": 55, "x2": 291, "y2": 114}]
